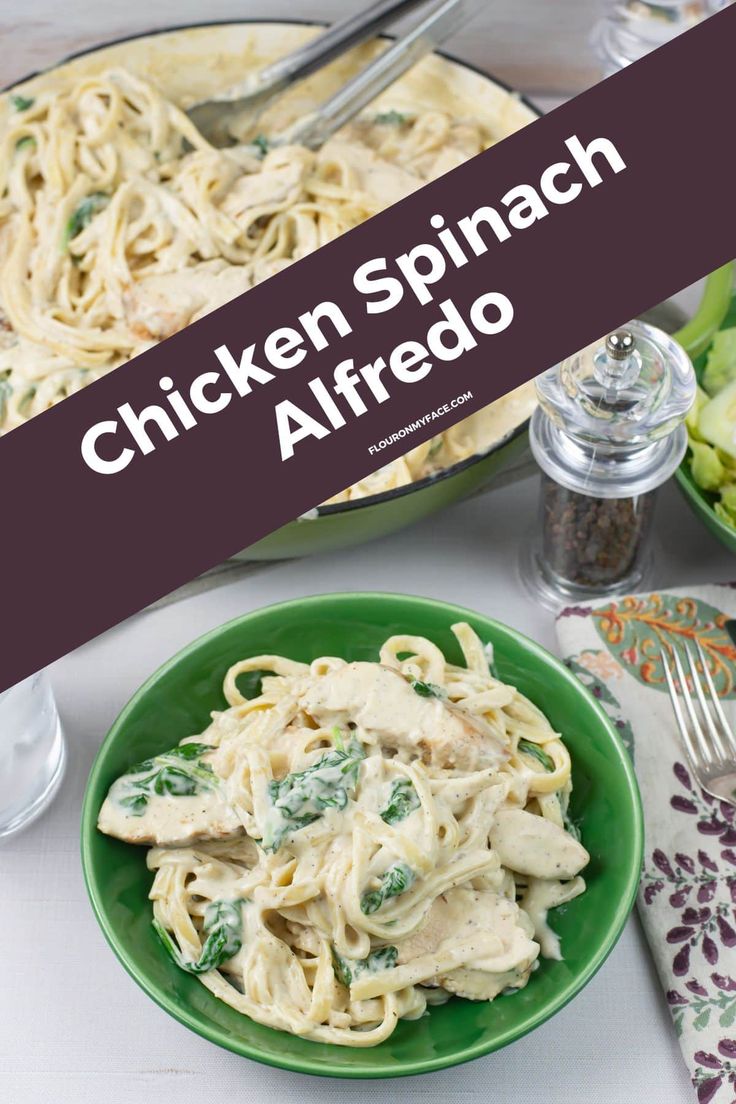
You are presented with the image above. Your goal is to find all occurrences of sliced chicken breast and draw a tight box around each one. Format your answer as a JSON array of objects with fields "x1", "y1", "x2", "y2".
[
  {"x1": 300, "y1": 663, "x2": 507, "y2": 771},
  {"x1": 490, "y1": 808, "x2": 589, "y2": 880},
  {"x1": 397, "y1": 886, "x2": 539, "y2": 1000},
  {"x1": 97, "y1": 742, "x2": 243, "y2": 847}
]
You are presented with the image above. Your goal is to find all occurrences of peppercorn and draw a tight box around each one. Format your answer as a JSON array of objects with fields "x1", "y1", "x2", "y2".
[{"x1": 540, "y1": 474, "x2": 656, "y2": 588}]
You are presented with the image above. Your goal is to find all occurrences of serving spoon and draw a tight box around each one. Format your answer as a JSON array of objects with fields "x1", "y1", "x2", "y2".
[{"x1": 187, "y1": 0, "x2": 480, "y2": 150}]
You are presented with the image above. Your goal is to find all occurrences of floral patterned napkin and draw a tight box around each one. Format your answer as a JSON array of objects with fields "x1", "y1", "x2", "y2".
[{"x1": 556, "y1": 585, "x2": 736, "y2": 1104}]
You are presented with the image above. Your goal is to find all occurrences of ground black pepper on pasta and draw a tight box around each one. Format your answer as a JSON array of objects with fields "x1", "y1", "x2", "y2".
[{"x1": 540, "y1": 474, "x2": 656, "y2": 588}]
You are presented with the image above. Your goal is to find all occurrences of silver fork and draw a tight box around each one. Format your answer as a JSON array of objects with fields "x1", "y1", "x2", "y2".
[{"x1": 660, "y1": 640, "x2": 736, "y2": 808}]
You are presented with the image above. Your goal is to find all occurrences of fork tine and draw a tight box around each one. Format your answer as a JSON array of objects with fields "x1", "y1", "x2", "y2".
[
  {"x1": 695, "y1": 640, "x2": 736, "y2": 758},
  {"x1": 684, "y1": 642, "x2": 729, "y2": 761},
  {"x1": 671, "y1": 645, "x2": 713, "y2": 765},
  {"x1": 660, "y1": 647, "x2": 704, "y2": 774}
]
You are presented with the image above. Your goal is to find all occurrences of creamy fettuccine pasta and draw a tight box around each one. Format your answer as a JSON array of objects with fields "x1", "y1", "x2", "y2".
[
  {"x1": 97, "y1": 623, "x2": 589, "y2": 1046},
  {"x1": 0, "y1": 68, "x2": 535, "y2": 500}
]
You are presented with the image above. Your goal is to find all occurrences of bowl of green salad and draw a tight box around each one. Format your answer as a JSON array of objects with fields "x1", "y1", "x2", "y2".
[{"x1": 677, "y1": 272, "x2": 736, "y2": 554}]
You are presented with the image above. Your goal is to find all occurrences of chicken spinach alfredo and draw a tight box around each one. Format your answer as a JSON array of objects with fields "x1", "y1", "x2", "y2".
[
  {"x1": 98, "y1": 623, "x2": 589, "y2": 1046},
  {"x1": 0, "y1": 69, "x2": 535, "y2": 501}
]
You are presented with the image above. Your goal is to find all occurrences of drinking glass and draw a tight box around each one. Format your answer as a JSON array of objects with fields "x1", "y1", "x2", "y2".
[{"x1": 0, "y1": 671, "x2": 65, "y2": 839}]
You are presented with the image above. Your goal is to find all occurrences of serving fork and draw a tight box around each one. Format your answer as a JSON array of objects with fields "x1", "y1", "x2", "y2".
[{"x1": 660, "y1": 640, "x2": 736, "y2": 808}]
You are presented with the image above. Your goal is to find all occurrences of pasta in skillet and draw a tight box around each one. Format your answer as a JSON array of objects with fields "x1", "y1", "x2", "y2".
[
  {"x1": 97, "y1": 622, "x2": 589, "y2": 1046},
  {"x1": 0, "y1": 69, "x2": 535, "y2": 499}
]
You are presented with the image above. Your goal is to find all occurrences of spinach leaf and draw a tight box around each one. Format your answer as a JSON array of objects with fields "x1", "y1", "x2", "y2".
[
  {"x1": 11, "y1": 95, "x2": 34, "y2": 112},
  {"x1": 64, "y1": 192, "x2": 109, "y2": 247},
  {"x1": 262, "y1": 740, "x2": 364, "y2": 852},
  {"x1": 251, "y1": 134, "x2": 270, "y2": 158},
  {"x1": 118, "y1": 792, "x2": 148, "y2": 815},
  {"x1": 380, "y1": 778, "x2": 420, "y2": 825},
  {"x1": 153, "y1": 765, "x2": 200, "y2": 796},
  {"x1": 331, "y1": 949, "x2": 352, "y2": 988},
  {"x1": 361, "y1": 862, "x2": 415, "y2": 915},
  {"x1": 374, "y1": 110, "x2": 407, "y2": 125},
  {"x1": 153, "y1": 899, "x2": 243, "y2": 975},
  {"x1": 128, "y1": 741, "x2": 213, "y2": 773},
  {"x1": 410, "y1": 679, "x2": 446, "y2": 699},
  {"x1": 365, "y1": 944, "x2": 398, "y2": 971},
  {"x1": 517, "y1": 739, "x2": 554, "y2": 772},
  {"x1": 168, "y1": 742, "x2": 213, "y2": 762},
  {"x1": 332, "y1": 944, "x2": 398, "y2": 987},
  {"x1": 15, "y1": 136, "x2": 35, "y2": 151},
  {"x1": 115, "y1": 741, "x2": 216, "y2": 816}
]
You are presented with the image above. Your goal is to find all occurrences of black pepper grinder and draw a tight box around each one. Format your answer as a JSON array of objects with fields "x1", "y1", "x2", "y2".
[{"x1": 522, "y1": 321, "x2": 695, "y2": 609}]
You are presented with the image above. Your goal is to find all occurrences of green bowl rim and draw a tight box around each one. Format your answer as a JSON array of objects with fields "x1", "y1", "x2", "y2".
[
  {"x1": 675, "y1": 462, "x2": 736, "y2": 549},
  {"x1": 80, "y1": 591, "x2": 644, "y2": 1079}
]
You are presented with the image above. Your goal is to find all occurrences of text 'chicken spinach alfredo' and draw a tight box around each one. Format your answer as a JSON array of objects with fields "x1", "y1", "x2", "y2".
[
  {"x1": 0, "y1": 69, "x2": 536, "y2": 502},
  {"x1": 97, "y1": 623, "x2": 589, "y2": 1046}
]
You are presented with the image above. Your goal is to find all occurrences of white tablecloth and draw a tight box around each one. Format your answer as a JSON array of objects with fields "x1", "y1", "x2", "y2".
[{"x1": 2, "y1": 471, "x2": 728, "y2": 1104}]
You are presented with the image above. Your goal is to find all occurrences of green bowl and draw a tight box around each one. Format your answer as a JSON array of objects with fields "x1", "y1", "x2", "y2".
[
  {"x1": 675, "y1": 273, "x2": 736, "y2": 556},
  {"x1": 81, "y1": 592, "x2": 643, "y2": 1078}
]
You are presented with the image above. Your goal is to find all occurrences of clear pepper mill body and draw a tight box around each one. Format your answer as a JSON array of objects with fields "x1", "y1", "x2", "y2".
[{"x1": 521, "y1": 321, "x2": 695, "y2": 611}]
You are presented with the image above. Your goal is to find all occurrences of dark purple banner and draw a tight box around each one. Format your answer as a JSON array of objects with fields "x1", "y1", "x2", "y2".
[{"x1": 2, "y1": 7, "x2": 736, "y2": 690}]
